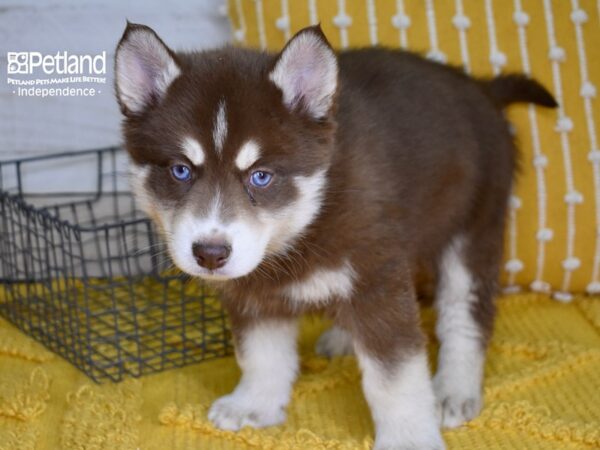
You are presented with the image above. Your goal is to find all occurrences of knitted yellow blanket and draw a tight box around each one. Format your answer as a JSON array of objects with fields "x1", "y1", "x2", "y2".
[{"x1": 1, "y1": 293, "x2": 599, "y2": 450}]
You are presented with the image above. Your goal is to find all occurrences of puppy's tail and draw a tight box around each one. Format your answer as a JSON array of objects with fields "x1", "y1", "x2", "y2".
[{"x1": 481, "y1": 74, "x2": 558, "y2": 109}]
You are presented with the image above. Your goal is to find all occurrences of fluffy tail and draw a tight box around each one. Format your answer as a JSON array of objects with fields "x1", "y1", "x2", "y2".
[{"x1": 481, "y1": 74, "x2": 558, "y2": 108}]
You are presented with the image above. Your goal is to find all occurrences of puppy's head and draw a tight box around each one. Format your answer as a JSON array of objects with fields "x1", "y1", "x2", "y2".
[{"x1": 115, "y1": 23, "x2": 338, "y2": 280}]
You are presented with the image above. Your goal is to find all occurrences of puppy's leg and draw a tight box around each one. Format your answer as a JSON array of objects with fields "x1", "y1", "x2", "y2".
[
  {"x1": 433, "y1": 236, "x2": 498, "y2": 428},
  {"x1": 208, "y1": 315, "x2": 298, "y2": 430},
  {"x1": 315, "y1": 325, "x2": 354, "y2": 357},
  {"x1": 343, "y1": 276, "x2": 445, "y2": 450}
]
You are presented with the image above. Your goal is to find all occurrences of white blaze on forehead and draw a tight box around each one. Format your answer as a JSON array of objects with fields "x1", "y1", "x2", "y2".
[
  {"x1": 181, "y1": 136, "x2": 205, "y2": 166},
  {"x1": 235, "y1": 140, "x2": 261, "y2": 171},
  {"x1": 208, "y1": 188, "x2": 222, "y2": 220},
  {"x1": 213, "y1": 99, "x2": 228, "y2": 154}
]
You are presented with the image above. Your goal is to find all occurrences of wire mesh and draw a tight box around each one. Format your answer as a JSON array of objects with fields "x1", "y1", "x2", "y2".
[{"x1": 0, "y1": 147, "x2": 231, "y2": 382}]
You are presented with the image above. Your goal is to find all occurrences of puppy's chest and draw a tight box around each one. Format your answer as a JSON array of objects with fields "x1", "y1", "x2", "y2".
[{"x1": 279, "y1": 260, "x2": 356, "y2": 305}]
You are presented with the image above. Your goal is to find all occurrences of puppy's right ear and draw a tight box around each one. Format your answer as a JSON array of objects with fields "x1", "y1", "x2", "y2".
[
  {"x1": 115, "y1": 22, "x2": 181, "y2": 116},
  {"x1": 269, "y1": 25, "x2": 338, "y2": 120}
]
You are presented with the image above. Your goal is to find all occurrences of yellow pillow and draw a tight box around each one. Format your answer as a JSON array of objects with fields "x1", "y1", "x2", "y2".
[{"x1": 227, "y1": 0, "x2": 600, "y2": 299}]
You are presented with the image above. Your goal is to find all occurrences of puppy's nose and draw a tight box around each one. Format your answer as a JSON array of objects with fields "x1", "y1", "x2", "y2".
[{"x1": 192, "y1": 242, "x2": 231, "y2": 270}]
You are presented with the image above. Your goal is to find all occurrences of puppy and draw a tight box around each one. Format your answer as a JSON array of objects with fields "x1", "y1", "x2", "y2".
[{"x1": 115, "y1": 23, "x2": 556, "y2": 449}]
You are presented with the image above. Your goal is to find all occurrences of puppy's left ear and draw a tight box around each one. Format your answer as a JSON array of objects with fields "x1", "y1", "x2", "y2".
[
  {"x1": 269, "y1": 26, "x2": 338, "y2": 119},
  {"x1": 115, "y1": 22, "x2": 181, "y2": 116}
]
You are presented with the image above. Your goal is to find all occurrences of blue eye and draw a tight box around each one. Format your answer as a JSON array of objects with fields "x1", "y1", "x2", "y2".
[
  {"x1": 250, "y1": 170, "x2": 273, "y2": 187},
  {"x1": 171, "y1": 164, "x2": 191, "y2": 181}
]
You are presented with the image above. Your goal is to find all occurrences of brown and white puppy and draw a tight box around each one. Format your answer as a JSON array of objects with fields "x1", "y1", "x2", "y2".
[{"x1": 115, "y1": 23, "x2": 556, "y2": 450}]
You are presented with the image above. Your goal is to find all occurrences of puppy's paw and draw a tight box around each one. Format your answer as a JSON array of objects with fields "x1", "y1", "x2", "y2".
[
  {"x1": 208, "y1": 393, "x2": 286, "y2": 431},
  {"x1": 374, "y1": 426, "x2": 445, "y2": 450},
  {"x1": 436, "y1": 395, "x2": 481, "y2": 429},
  {"x1": 433, "y1": 373, "x2": 482, "y2": 428},
  {"x1": 315, "y1": 326, "x2": 354, "y2": 357},
  {"x1": 375, "y1": 444, "x2": 444, "y2": 450}
]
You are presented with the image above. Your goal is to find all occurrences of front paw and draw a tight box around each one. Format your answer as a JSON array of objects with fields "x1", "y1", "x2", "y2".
[
  {"x1": 374, "y1": 427, "x2": 445, "y2": 450},
  {"x1": 208, "y1": 392, "x2": 287, "y2": 431},
  {"x1": 373, "y1": 405, "x2": 446, "y2": 450},
  {"x1": 433, "y1": 372, "x2": 482, "y2": 428}
]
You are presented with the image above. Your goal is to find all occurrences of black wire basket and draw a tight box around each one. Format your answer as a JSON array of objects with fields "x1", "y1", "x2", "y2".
[{"x1": 0, "y1": 147, "x2": 231, "y2": 382}]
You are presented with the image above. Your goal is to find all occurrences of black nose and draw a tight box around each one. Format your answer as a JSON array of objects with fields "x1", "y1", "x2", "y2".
[{"x1": 192, "y1": 243, "x2": 231, "y2": 270}]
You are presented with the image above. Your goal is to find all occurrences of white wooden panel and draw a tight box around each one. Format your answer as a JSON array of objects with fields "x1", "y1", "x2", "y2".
[{"x1": 0, "y1": 0, "x2": 231, "y2": 159}]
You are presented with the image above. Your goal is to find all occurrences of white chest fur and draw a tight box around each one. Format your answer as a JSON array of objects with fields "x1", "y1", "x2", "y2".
[{"x1": 283, "y1": 261, "x2": 356, "y2": 304}]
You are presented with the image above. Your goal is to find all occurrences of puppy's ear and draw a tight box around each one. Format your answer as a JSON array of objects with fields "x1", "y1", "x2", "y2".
[
  {"x1": 115, "y1": 22, "x2": 181, "y2": 116},
  {"x1": 269, "y1": 25, "x2": 338, "y2": 119}
]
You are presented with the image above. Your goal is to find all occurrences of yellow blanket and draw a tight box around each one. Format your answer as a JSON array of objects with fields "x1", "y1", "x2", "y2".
[{"x1": 1, "y1": 293, "x2": 599, "y2": 449}]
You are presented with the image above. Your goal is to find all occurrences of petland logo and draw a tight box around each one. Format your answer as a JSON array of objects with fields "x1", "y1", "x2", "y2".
[
  {"x1": 7, "y1": 51, "x2": 106, "y2": 75},
  {"x1": 6, "y1": 51, "x2": 107, "y2": 97}
]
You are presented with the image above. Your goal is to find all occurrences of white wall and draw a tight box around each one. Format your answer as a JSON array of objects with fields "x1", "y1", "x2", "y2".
[{"x1": 0, "y1": 0, "x2": 231, "y2": 160}]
